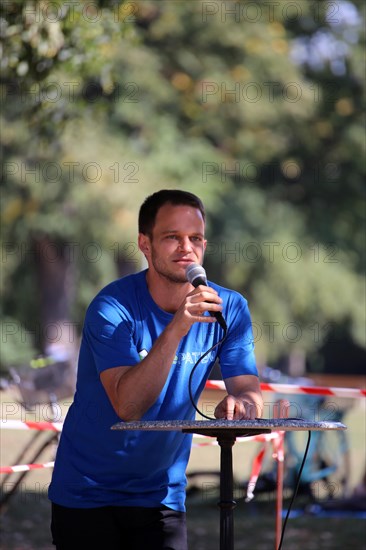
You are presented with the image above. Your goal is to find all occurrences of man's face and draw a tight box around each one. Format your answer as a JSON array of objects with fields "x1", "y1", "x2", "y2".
[{"x1": 139, "y1": 203, "x2": 206, "y2": 284}]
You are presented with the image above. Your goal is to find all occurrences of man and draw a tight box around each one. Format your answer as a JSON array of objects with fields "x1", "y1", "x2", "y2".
[{"x1": 49, "y1": 189, "x2": 263, "y2": 550}]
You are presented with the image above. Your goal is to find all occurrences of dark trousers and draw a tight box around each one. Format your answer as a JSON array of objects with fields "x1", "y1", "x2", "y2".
[{"x1": 51, "y1": 502, "x2": 188, "y2": 550}]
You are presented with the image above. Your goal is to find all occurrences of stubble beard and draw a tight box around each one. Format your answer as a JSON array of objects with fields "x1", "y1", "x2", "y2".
[{"x1": 150, "y1": 249, "x2": 188, "y2": 285}]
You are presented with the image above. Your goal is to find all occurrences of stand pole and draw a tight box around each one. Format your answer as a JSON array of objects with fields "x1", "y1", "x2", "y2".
[
  {"x1": 275, "y1": 432, "x2": 285, "y2": 550},
  {"x1": 217, "y1": 434, "x2": 237, "y2": 550}
]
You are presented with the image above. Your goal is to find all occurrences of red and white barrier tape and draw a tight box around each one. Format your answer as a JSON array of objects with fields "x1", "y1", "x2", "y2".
[
  {"x1": 193, "y1": 431, "x2": 280, "y2": 444},
  {"x1": 205, "y1": 380, "x2": 366, "y2": 399},
  {"x1": 0, "y1": 461, "x2": 54, "y2": 474},
  {"x1": 1, "y1": 420, "x2": 282, "y2": 448},
  {"x1": 0, "y1": 430, "x2": 280, "y2": 474},
  {"x1": 0, "y1": 420, "x2": 63, "y2": 431},
  {"x1": 245, "y1": 431, "x2": 286, "y2": 502},
  {"x1": 192, "y1": 431, "x2": 280, "y2": 448},
  {"x1": 245, "y1": 446, "x2": 267, "y2": 502}
]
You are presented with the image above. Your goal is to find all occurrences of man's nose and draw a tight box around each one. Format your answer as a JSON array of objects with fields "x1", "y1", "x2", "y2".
[{"x1": 178, "y1": 237, "x2": 192, "y2": 252}]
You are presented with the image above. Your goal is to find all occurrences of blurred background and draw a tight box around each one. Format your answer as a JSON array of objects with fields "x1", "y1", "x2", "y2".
[
  {"x1": 1, "y1": 1, "x2": 365, "y2": 548},
  {"x1": 1, "y1": 0, "x2": 365, "y2": 378}
]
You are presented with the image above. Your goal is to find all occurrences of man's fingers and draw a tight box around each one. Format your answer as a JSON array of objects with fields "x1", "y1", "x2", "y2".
[
  {"x1": 273, "y1": 399, "x2": 290, "y2": 419},
  {"x1": 188, "y1": 284, "x2": 219, "y2": 297},
  {"x1": 215, "y1": 396, "x2": 235, "y2": 420},
  {"x1": 225, "y1": 396, "x2": 236, "y2": 420},
  {"x1": 231, "y1": 399, "x2": 243, "y2": 420},
  {"x1": 215, "y1": 396, "x2": 257, "y2": 420},
  {"x1": 188, "y1": 287, "x2": 222, "y2": 304},
  {"x1": 185, "y1": 299, "x2": 223, "y2": 320}
]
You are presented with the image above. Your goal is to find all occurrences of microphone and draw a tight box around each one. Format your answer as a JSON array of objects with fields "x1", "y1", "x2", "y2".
[{"x1": 186, "y1": 263, "x2": 227, "y2": 331}]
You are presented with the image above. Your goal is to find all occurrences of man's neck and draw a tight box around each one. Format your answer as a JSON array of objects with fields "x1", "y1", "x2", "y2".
[{"x1": 145, "y1": 270, "x2": 192, "y2": 314}]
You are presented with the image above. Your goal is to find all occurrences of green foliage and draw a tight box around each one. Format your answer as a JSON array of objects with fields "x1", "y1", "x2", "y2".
[{"x1": 0, "y1": 317, "x2": 37, "y2": 372}]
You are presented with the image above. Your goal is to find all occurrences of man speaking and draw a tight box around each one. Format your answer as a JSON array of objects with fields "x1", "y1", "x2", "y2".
[{"x1": 49, "y1": 189, "x2": 263, "y2": 550}]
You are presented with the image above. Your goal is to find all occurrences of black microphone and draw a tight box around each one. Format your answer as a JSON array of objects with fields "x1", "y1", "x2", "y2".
[{"x1": 186, "y1": 263, "x2": 227, "y2": 332}]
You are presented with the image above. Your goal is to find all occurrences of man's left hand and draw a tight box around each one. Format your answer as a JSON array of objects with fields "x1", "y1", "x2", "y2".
[{"x1": 214, "y1": 395, "x2": 257, "y2": 420}]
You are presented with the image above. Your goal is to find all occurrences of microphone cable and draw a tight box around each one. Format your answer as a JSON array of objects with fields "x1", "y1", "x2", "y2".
[
  {"x1": 277, "y1": 430, "x2": 312, "y2": 550},
  {"x1": 188, "y1": 324, "x2": 228, "y2": 420}
]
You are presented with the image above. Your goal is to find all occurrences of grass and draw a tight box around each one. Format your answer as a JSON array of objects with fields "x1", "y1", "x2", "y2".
[
  {"x1": 187, "y1": 493, "x2": 366, "y2": 550},
  {"x1": 1, "y1": 490, "x2": 365, "y2": 549}
]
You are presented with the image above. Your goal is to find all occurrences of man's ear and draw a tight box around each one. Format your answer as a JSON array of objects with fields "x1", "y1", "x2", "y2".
[{"x1": 138, "y1": 233, "x2": 151, "y2": 257}]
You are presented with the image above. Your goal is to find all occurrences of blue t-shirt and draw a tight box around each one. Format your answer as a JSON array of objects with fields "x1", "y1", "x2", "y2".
[{"x1": 48, "y1": 270, "x2": 257, "y2": 511}]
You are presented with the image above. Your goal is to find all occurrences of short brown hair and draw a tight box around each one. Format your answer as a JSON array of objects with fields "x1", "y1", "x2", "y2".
[{"x1": 138, "y1": 189, "x2": 205, "y2": 236}]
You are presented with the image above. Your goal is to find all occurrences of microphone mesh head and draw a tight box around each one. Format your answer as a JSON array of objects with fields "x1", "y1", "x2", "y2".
[{"x1": 186, "y1": 263, "x2": 207, "y2": 284}]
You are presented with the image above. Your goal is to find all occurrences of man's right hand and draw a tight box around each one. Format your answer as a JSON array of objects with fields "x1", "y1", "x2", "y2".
[{"x1": 170, "y1": 285, "x2": 223, "y2": 337}]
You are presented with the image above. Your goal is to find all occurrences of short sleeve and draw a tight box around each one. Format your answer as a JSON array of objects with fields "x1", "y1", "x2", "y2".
[
  {"x1": 83, "y1": 294, "x2": 141, "y2": 374},
  {"x1": 218, "y1": 293, "x2": 258, "y2": 379}
]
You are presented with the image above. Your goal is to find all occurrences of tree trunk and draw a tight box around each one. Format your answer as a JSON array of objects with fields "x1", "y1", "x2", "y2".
[{"x1": 34, "y1": 236, "x2": 78, "y2": 362}]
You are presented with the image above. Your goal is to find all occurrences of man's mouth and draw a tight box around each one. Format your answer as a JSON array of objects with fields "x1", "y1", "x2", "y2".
[{"x1": 173, "y1": 259, "x2": 194, "y2": 264}]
